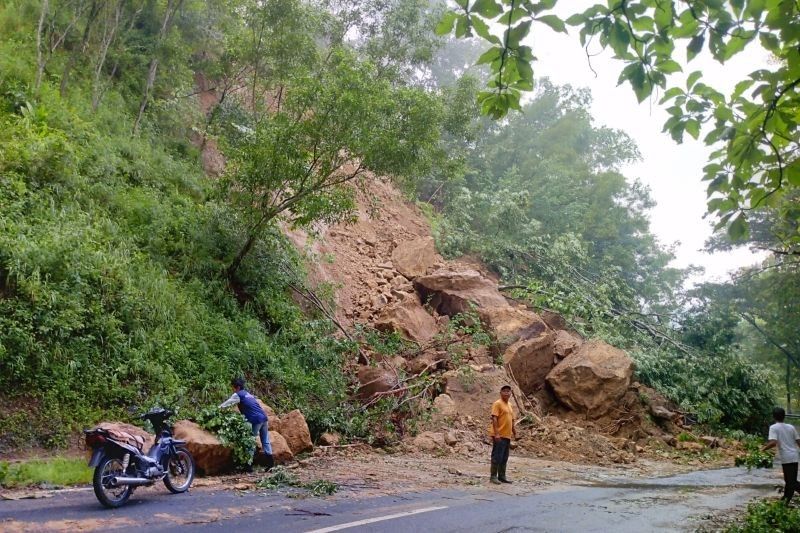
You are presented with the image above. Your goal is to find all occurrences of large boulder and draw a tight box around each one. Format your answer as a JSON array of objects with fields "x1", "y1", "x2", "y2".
[
  {"x1": 413, "y1": 431, "x2": 447, "y2": 452},
  {"x1": 319, "y1": 432, "x2": 341, "y2": 446},
  {"x1": 503, "y1": 331, "x2": 556, "y2": 395},
  {"x1": 553, "y1": 330, "x2": 582, "y2": 359},
  {"x1": 481, "y1": 306, "x2": 548, "y2": 345},
  {"x1": 413, "y1": 269, "x2": 508, "y2": 316},
  {"x1": 413, "y1": 269, "x2": 549, "y2": 346},
  {"x1": 432, "y1": 393, "x2": 457, "y2": 421},
  {"x1": 255, "y1": 431, "x2": 293, "y2": 465},
  {"x1": 391, "y1": 237, "x2": 439, "y2": 279},
  {"x1": 278, "y1": 410, "x2": 313, "y2": 455},
  {"x1": 375, "y1": 293, "x2": 438, "y2": 344},
  {"x1": 172, "y1": 420, "x2": 232, "y2": 475},
  {"x1": 256, "y1": 400, "x2": 282, "y2": 434},
  {"x1": 406, "y1": 350, "x2": 446, "y2": 375},
  {"x1": 357, "y1": 365, "x2": 400, "y2": 400},
  {"x1": 441, "y1": 368, "x2": 524, "y2": 421},
  {"x1": 546, "y1": 340, "x2": 635, "y2": 417}
]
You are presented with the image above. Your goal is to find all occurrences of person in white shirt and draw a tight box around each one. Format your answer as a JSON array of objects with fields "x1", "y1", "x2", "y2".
[{"x1": 762, "y1": 406, "x2": 800, "y2": 504}]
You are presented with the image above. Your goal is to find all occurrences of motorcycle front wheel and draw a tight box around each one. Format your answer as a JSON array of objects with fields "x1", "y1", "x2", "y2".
[
  {"x1": 93, "y1": 456, "x2": 133, "y2": 508},
  {"x1": 164, "y1": 447, "x2": 195, "y2": 494}
]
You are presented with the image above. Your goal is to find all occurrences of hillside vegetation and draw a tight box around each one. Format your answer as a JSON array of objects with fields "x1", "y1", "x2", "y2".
[{"x1": 0, "y1": 0, "x2": 786, "y2": 452}]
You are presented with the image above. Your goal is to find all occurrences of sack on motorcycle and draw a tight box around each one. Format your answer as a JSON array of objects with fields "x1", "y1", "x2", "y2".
[{"x1": 96, "y1": 423, "x2": 148, "y2": 451}]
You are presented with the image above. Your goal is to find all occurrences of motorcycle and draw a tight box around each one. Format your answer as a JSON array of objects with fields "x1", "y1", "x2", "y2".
[{"x1": 84, "y1": 408, "x2": 195, "y2": 508}]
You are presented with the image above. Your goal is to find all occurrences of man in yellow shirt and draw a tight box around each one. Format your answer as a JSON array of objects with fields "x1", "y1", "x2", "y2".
[{"x1": 489, "y1": 385, "x2": 516, "y2": 484}]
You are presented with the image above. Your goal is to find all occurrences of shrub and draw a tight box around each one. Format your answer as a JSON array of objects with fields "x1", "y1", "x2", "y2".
[{"x1": 728, "y1": 499, "x2": 800, "y2": 532}]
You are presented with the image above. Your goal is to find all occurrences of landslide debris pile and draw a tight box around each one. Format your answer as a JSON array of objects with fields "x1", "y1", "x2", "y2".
[{"x1": 290, "y1": 179, "x2": 709, "y2": 465}]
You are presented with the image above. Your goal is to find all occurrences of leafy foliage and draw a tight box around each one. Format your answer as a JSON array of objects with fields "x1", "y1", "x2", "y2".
[
  {"x1": 734, "y1": 437, "x2": 773, "y2": 470},
  {"x1": 728, "y1": 499, "x2": 800, "y2": 533},
  {"x1": 255, "y1": 465, "x2": 339, "y2": 496},
  {"x1": 438, "y1": 0, "x2": 800, "y2": 241},
  {"x1": 196, "y1": 408, "x2": 256, "y2": 468}
]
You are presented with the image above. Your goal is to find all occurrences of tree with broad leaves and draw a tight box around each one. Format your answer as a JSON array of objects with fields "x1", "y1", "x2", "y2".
[
  {"x1": 221, "y1": 48, "x2": 444, "y2": 281},
  {"x1": 436, "y1": 0, "x2": 800, "y2": 243}
]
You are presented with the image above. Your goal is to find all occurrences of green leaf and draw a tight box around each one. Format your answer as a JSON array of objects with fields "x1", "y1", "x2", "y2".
[
  {"x1": 471, "y1": 0, "x2": 503, "y2": 19},
  {"x1": 435, "y1": 12, "x2": 458, "y2": 36},
  {"x1": 686, "y1": 70, "x2": 702, "y2": 90},
  {"x1": 516, "y1": 57, "x2": 534, "y2": 83},
  {"x1": 745, "y1": 0, "x2": 766, "y2": 19},
  {"x1": 531, "y1": 0, "x2": 557, "y2": 13},
  {"x1": 472, "y1": 16, "x2": 502, "y2": 44},
  {"x1": 455, "y1": 15, "x2": 470, "y2": 38},
  {"x1": 535, "y1": 15, "x2": 566, "y2": 33},
  {"x1": 728, "y1": 213, "x2": 749, "y2": 241},
  {"x1": 631, "y1": 16, "x2": 654, "y2": 32},
  {"x1": 476, "y1": 46, "x2": 504, "y2": 65},
  {"x1": 723, "y1": 31, "x2": 754, "y2": 61},
  {"x1": 687, "y1": 33, "x2": 704, "y2": 61},
  {"x1": 506, "y1": 20, "x2": 532, "y2": 48},
  {"x1": 685, "y1": 119, "x2": 700, "y2": 139},
  {"x1": 654, "y1": 1, "x2": 674, "y2": 34},
  {"x1": 659, "y1": 86, "x2": 684, "y2": 104},
  {"x1": 786, "y1": 162, "x2": 800, "y2": 187},
  {"x1": 732, "y1": 79, "x2": 755, "y2": 99},
  {"x1": 672, "y1": 10, "x2": 700, "y2": 38},
  {"x1": 759, "y1": 32, "x2": 780, "y2": 52},
  {"x1": 508, "y1": 5, "x2": 529, "y2": 24},
  {"x1": 455, "y1": 0, "x2": 469, "y2": 9},
  {"x1": 565, "y1": 13, "x2": 585, "y2": 26},
  {"x1": 657, "y1": 59, "x2": 682, "y2": 74}
]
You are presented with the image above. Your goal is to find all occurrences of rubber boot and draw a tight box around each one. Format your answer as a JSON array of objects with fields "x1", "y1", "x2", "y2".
[
  {"x1": 490, "y1": 463, "x2": 501, "y2": 484},
  {"x1": 499, "y1": 463, "x2": 512, "y2": 484},
  {"x1": 264, "y1": 454, "x2": 275, "y2": 471}
]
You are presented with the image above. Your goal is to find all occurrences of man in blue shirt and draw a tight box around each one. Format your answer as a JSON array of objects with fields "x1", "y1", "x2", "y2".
[{"x1": 219, "y1": 377, "x2": 274, "y2": 469}]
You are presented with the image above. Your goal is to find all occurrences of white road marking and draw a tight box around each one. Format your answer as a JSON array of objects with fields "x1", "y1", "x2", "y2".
[{"x1": 304, "y1": 505, "x2": 448, "y2": 533}]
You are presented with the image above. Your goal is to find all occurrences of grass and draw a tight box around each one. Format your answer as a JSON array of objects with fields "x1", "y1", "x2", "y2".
[{"x1": 0, "y1": 457, "x2": 92, "y2": 489}]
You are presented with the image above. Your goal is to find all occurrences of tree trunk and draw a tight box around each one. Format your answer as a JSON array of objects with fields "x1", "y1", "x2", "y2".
[
  {"x1": 132, "y1": 57, "x2": 159, "y2": 134},
  {"x1": 131, "y1": 0, "x2": 183, "y2": 135},
  {"x1": 60, "y1": 0, "x2": 101, "y2": 97},
  {"x1": 34, "y1": 0, "x2": 50, "y2": 94},
  {"x1": 227, "y1": 232, "x2": 258, "y2": 282}
]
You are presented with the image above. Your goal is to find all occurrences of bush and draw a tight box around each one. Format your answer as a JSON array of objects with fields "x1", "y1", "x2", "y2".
[
  {"x1": 734, "y1": 438, "x2": 774, "y2": 470},
  {"x1": 0, "y1": 71, "x2": 357, "y2": 449},
  {"x1": 728, "y1": 499, "x2": 800, "y2": 532}
]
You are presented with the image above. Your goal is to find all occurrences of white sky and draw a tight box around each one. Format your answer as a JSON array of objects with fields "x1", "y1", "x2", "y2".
[{"x1": 519, "y1": 7, "x2": 770, "y2": 284}]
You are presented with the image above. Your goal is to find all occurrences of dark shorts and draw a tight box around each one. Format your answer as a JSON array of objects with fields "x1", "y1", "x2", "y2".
[{"x1": 491, "y1": 438, "x2": 511, "y2": 465}]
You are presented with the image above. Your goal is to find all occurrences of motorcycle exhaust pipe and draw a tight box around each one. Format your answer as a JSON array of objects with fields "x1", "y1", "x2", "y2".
[{"x1": 110, "y1": 476, "x2": 154, "y2": 487}]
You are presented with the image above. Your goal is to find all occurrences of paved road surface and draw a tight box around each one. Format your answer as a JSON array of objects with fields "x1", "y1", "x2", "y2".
[{"x1": 0, "y1": 467, "x2": 777, "y2": 532}]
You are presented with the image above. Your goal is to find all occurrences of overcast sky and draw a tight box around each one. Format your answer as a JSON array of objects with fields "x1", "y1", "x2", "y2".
[{"x1": 517, "y1": 5, "x2": 769, "y2": 284}]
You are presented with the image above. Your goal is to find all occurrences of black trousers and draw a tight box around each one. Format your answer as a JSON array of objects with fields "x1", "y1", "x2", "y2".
[
  {"x1": 491, "y1": 438, "x2": 511, "y2": 466},
  {"x1": 782, "y1": 462, "x2": 798, "y2": 503}
]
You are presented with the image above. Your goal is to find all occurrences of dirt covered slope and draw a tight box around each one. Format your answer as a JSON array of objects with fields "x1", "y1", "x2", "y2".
[{"x1": 283, "y1": 177, "x2": 726, "y2": 467}]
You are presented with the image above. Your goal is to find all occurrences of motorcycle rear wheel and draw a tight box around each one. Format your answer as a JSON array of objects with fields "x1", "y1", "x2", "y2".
[
  {"x1": 93, "y1": 457, "x2": 133, "y2": 508},
  {"x1": 164, "y1": 447, "x2": 195, "y2": 494}
]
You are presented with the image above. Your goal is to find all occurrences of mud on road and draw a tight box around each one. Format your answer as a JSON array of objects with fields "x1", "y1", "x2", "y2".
[{"x1": 0, "y1": 448, "x2": 783, "y2": 532}]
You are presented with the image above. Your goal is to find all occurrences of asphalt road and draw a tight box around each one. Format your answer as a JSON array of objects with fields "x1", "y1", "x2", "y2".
[{"x1": 0, "y1": 467, "x2": 778, "y2": 532}]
